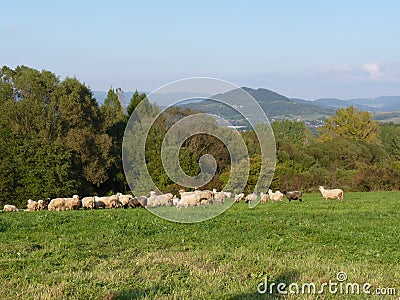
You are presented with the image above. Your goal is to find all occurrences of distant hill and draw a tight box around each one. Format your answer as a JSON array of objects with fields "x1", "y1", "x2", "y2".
[
  {"x1": 292, "y1": 96, "x2": 400, "y2": 112},
  {"x1": 177, "y1": 87, "x2": 334, "y2": 125},
  {"x1": 93, "y1": 88, "x2": 400, "y2": 124},
  {"x1": 93, "y1": 90, "x2": 211, "y2": 107}
]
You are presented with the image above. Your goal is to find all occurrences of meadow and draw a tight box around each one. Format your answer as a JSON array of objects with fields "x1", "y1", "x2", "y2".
[{"x1": 1, "y1": 192, "x2": 399, "y2": 299}]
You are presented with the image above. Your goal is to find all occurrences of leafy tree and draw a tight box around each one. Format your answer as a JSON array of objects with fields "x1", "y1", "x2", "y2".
[
  {"x1": 127, "y1": 89, "x2": 148, "y2": 117},
  {"x1": 0, "y1": 66, "x2": 116, "y2": 205},
  {"x1": 0, "y1": 66, "x2": 80, "y2": 206},
  {"x1": 272, "y1": 120, "x2": 307, "y2": 148},
  {"x1": 99, "y1": 88, "x2": 128, "y2": 194},
  {"x1": 380, "y1": 123, "x2": 400, "y2": 161},
  {"x1": 318, "y1": 106, "x2": 380, "y2": 143},
  {"x1": 57, "y1": 78, "x2": 113, "y2": 191}
]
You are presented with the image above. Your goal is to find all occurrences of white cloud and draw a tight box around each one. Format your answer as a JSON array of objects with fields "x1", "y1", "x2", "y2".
[
  {"x1": 320, "y1": 61, "x2": 400, "y2": 83},
  {"x1": 363, "y1": 62, "x2": 383, "y2": 79}
]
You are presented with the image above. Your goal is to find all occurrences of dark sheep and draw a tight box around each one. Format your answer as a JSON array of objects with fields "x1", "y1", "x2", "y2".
[
  {"x1": 128, "y1": 196, "x2": 147, "y2": 208},
  {"x1": 283, "y1": 191, "x2": 302, "y2": 202}
]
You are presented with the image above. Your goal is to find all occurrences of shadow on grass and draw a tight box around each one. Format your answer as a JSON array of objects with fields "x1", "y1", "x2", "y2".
[
  {"x1": 229, "y1": 270, "x2": 300, "y2": 300},
  {"x1": 105, "y1": 286, "x2": 165, "y2": 300},
  {"x1": 0, "y1": 218, "x2": 10, "y2": 233},
  {"x1": 104, "y1": 270, "x2": 300, "y2": 299}
]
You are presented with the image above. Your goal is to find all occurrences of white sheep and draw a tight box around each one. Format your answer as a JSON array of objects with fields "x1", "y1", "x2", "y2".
[
  {"x1": 48, "y1": 198, "x2": 66, "y2": 211},
  {"x1": 172, "y1": 195, "x2": 180, "y2": 207},
  {"x1": 94, "y1": 195, "x2": 119, "y2": 209},
  {"x1": 213, "y1": 191, "x2": 226, "y2": 204},
  {"x1": 179, "y1": 190, "x2": 201, "y2": 207},
  {"x1": 260, "y1": 192, "x2": 270, "y2": 203},
  {"x1": 81, "y1": 197, "x2": 96, "y2": 209},
  {"x1": 245, "y1": 193, "x2": 257, "y2": 203},
  {"x1": 268, "y1": 189, "x2": 283, "y2": 202},
  {"x1": 234, "y1": 193, "x2": 245, "y2": 203},
  {"x1": 37, "y1": 200, "x2": 44, "y2": 210},
  {"x1": 318, "y1": 186, "x2": 344, "y2": 203},
  {"x1": 27, "y1": 199, "x2": 38, "y2": 211},
  {"x1": 116, "y1": 193, "x2": 133, "y2": 208},
  {"x1": 176, "y1": 198, "x2": 185, "y2": 209},
  {"x1": 223, "y1": 191, "x2": 232, "y2": 199},
  {"x1": 152, "y1": 193, "x2": 173, "y2": 207},
  {"x1": 3, "y1": 204, "x2": 17, "y2": 212},
  {"x1": 194, "y1": 190, "x2": 213, "y2": 201},
  {"x1": 147, "y1": 191, "x2": 157, "y2": 207},
  {"x1": 64, "y1": 195, "x2": 81, "y2": 210}
]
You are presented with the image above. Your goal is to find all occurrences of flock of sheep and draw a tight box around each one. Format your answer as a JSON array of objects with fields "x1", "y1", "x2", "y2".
[{"x1": 1, "y1": 186, "x2": 344, "y2": 213}]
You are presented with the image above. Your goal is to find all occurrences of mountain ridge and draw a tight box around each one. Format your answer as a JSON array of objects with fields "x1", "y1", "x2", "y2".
[{"x1": 93, "y1": 88, "x2": 400, "y2": 124}]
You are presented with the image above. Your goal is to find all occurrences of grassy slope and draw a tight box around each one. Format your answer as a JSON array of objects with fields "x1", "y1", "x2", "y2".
[{"x1": 0, "y1": 192, "x2": 399, "y2": 299}]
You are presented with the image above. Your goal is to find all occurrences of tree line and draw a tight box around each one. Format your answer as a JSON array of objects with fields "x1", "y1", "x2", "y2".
[{"x1": 0, "y1": 66, "x2": 399, "y2": 207}]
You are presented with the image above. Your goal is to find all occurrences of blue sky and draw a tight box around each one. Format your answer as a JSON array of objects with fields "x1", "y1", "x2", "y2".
[{"x1": 2, "y1": 0, "x2": 400, "y2": 99}]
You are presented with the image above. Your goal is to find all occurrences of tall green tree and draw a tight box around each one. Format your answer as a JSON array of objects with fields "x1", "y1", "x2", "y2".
[
  {"x1": 57, "y1": 78, "x2": 113, "y2": 191},
  {"x1": 99, "y1": 88, "x2": 128, "y2": 194},
  {"x1": 0, "y1": 66, "x2": 80, "y2": 206},
  {"x1": 380, "y1": 123, "x2": 400, "y2": 161},
  {"x1": 127, "y1": 89, "x2": 148, "y2": 117},
  {"x1": 318, "y1": 106, "x2": 380, "y2": 143},
  {"x1": 0, "y1": 66, "x2": 115, "y2": 206},
  {"x1": 272, "y1": 120, "x2": 307, "y2": 148}
]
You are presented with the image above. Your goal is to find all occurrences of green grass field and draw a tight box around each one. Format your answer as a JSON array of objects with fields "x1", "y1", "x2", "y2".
[{"x1": 1, "y1": 192, "x2": 400, "y2": 299}]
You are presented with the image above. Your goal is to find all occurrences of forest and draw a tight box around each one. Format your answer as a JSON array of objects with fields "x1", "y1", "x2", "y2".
[{"x1": 1, "y1": 66, "x2": 399, "y2": 207}]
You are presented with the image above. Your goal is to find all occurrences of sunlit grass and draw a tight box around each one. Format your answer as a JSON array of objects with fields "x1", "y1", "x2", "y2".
[{"x1": 0, "y1": 192, "x2": 399, "y2": 299}]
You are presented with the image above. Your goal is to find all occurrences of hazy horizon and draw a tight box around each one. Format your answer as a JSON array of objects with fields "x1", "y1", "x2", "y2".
[{"x1": 2, "y1": 1, "x2": 400, "y2": 99}]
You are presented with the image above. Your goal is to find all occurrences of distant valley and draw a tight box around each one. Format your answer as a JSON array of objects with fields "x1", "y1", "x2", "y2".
[{"x1": 93, "y1": 88, "x2": 400, "y2": 124}]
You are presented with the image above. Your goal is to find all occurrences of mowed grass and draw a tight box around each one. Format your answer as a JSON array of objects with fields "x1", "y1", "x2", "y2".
[{"x1": 0, "y1": 192, "x2": 399, "y2": 299}]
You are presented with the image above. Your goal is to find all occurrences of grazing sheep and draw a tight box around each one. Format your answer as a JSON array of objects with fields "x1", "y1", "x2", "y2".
[
  {"x1": 82, "y1": 197, "x2": 96, "y2": 210},
  {"x1": 235, "y1": 193, "x2": 245, "y2": 203},
  {"x1": 245, "y1": 193, "x2": 257, "y2": 203},
  {"x1": 48, "y1": 198, "x2": 66, "y2": 211},
  {"x1": 283, "y1": 191, "x2": 303, "y2": 202},
  {"x1": 176, "y1": 198, "x2": 199, "y2": 209},
  {"x1": 37, "y1": 199, "x2": 50, "y2": 210},
  {"x1": 179, "y1": 191, "x2": 196, "y2": 197},
  {"x1": 260, "y1": 192, "x2": 270, "y2": 203},
  {"x1": 200, "y1": 199, "x2": 211, "y2": 205},
  {"x1": 147, "y1": 191, "x2": 157, "y2": 207},
  {"x1": 94, "y1": 198, "x2": 106, "y2": 209},
  {"x1": 179, "y1": 190, "x2": 201, "y2": 207},
  {"x1": 268, "y1": 189, "x2": 283, "y2": 202},
  {"x1": 146, "y1": 192, "x2": 173, "y2": 207},
  {"x1": 172, "y1": 195, "x2": 180, "y2": 206},
  {"x1": 152, "y1": 194, "x2": 174, "y2": 207},
  {"x1": 223, "y1": 191, "x2": 232, "y2": 199},
  {"x1": 37, "y1": 200, "x2": 44, "y2": 210},
  {"x1": 213, "y1": 191, "x2": 226, "y2": 204},
  {"x1": 116, "y1": 193, "x2": 133, "y2": 209},
  {"x1": 64, "y1": 195, "x2": 81, "y2": 210},
  {"x1": 176, "y1": 198, "x2": 185, "y2": 209},
  {"x1": 94, "y1": 195, "x2": 119, "y2": 209},
  {"x1": 27, "y1": 199, "x2": 38, "y2": 211},
  {"x1": 3, "y1": 204, "x2": 17, "y2": 212},
  {"x1": 318, "y1": 186, "x2": 343, "y2": 203},
  {"x1": 194, "y1": 190, "x2": 213, "y2": 201},
  {"x1": 128, "y1": 196, "x2": 147, "y2": 208}
]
